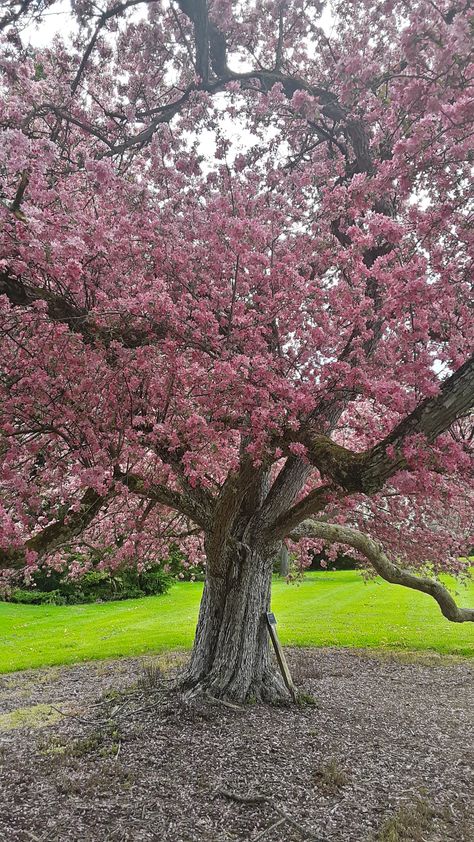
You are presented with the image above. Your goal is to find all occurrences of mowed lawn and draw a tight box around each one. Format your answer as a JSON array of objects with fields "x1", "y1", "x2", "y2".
[{"x1": 1, "y1": 571, "x2": 473, "y2": 673}]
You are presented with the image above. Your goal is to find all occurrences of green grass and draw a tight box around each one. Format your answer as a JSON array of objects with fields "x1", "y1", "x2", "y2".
[{"x1": 0, "y1": 571, "x2": 473, "y2": 673}]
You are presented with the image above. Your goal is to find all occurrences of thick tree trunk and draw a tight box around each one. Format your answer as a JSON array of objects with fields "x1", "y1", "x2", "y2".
[{"x1": 181, "y1": 545, "x2": 289, "y2": 703}]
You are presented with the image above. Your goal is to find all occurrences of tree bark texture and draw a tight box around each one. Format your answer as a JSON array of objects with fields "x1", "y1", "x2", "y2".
[{"x1": 182, "y1": 544, "x2": 288, "y2": 703}]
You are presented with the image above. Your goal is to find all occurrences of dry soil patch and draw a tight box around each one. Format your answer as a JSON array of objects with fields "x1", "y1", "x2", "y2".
[{"x1": 0, "y1": 648, "x2": 472, "y2": 842}]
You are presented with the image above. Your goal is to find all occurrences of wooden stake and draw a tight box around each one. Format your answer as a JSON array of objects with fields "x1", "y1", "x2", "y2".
[{"x1": 265, "y1": 612, "x2": 297, "y2": 701}]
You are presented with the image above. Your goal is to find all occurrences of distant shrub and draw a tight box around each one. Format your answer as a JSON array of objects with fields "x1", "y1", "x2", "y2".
[
  {"x1": 2, "y1": 565, "x2": 173, "y2": 605},
  {"x1": 310, "y1": 551, "x2": 359, "y2": 571},
  {"x1": 7, "y1": 588, "x2": 67, "y2": 605},
  {"x1": 0, "y1": 538, "x2": 207, "y2": 605},
  {"x1": 139, "y1": 568, "x2": 174, "y2": 595}
]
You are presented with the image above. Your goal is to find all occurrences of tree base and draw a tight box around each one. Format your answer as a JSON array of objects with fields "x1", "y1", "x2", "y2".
[{"x1": 178, "y1": 664, "x2": 292, "y2": 706}]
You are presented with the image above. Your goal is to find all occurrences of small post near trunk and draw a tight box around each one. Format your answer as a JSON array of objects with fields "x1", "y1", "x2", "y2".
[{"x1": 265, "y1": 612, "x2": 298, "y2": 702}]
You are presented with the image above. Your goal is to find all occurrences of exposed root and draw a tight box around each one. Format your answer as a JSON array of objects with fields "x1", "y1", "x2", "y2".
[{"x1": 178, "y1": 666, "x2": 292, "y2": 706}]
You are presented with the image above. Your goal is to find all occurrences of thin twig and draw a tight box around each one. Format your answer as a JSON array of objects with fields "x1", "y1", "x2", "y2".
[
  {"x1": 48, "y1": 704, "x2": 110, "y2": 726},
  {"x1": 216, "y1": 788, "x2": 328, "y2": 841},
  {"x1": 252, "y1": 817, "x2": 286, "y2": 841}
]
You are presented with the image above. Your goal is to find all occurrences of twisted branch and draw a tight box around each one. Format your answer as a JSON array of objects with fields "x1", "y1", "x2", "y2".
[{"x1": 290, "y1": 520, "x2": 474, "y2": 623}]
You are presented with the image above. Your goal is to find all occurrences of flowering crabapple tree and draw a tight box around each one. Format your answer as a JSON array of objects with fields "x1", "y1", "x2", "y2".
[{"x1": 0, "y1": 0, "x2": 473, "y2": 702}]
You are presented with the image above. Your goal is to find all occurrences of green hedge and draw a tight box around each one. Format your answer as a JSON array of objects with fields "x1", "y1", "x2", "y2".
[
  {"x1": 7, "y1": 588, "x2": 66, "y2": 606},
  {"x1": 2, "y1": 567, "x2": 172, "y2": 606}
]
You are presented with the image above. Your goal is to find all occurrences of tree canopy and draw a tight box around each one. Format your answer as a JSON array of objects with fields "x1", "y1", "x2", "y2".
[{"x1": 0, "y1": 1, "x2": 473, "y2": 642}]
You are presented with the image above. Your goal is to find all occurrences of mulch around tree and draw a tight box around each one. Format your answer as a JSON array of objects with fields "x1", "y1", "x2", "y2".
[{"x1": 0, "y1": 648, "x2": 472, "y2": 842}]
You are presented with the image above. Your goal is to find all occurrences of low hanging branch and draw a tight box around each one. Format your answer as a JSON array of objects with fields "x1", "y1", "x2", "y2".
[
  {"x1": 289, "y1": 520, "x2": 474, "y2": 623},
  {"x1": 0, "y1": 468, "x2": 210, "y2": 573},
  {"x1": 0, "y1": 487, "x2": 108, "y2": 571},
  {"x1": 267, "y1": 356, "x2": 474, "y2": 542},
  {"x1": 113, "y1": 467, "x2": 212, "y2": 530}
]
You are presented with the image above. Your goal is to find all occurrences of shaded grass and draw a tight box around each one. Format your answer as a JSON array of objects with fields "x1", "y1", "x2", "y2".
[
  {"x1": 0, "y1": 571, "x2": 473, "y2": 673},
  {"x1": 0, "y1": 703, "x2": 62, "y2": 731},
  {"x1": 370, "y1": 796, "x2": 448, "y2": 841}
]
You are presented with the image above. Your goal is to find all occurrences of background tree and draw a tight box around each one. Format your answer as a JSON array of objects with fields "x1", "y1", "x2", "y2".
[{"x1": 0, "y1": 0, "x2": 473, "y2": 701}]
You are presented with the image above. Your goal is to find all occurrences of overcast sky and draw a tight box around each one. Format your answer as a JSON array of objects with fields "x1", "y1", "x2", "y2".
[{"x1": 26, "y1": 1, "x2": 334, "y2": 48}]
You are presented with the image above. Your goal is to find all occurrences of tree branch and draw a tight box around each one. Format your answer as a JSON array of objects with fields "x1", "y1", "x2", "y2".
[
  {"x1": 289, "y1": 520, "x2": 474, "y2": 623},
  {"x1": 0, "y1": 0, "x2": 45, "y2": 32},
  {"x1": 257, "y1": 455, "x2": 312, "y2": 530},
  {"x1": 265, "y1": 356, "x2": 473, "y2": 540},
  {"x1": 296, "y1": 354, "x2": 474, "y2": 494},
  {"x1": 264, "y1": 484, "x2": 339, "y2": 542},
  {"x1": 361, "y1": 354, "x2": 474, "y2": 491},
  {"x1": 71, "y1": 0, "x2": 160, "y2": 94},
  {"x1": 0, "y1": 465, "x2": 210, "y2": 572},
  {"x1": 176, "y1": 0, "x2": 209, "y2": 82},
  {"x1": 113, "y1": 468, "x2": 211, "y2": 530},
  {"x1": 0, "y1": 487, "x2": 109, "y2": 571},
  {"x1": 275, "y1": 3, "x2": 286, "y2": 71},
  {"x1": 0, "y1": 268, "x2": 168, "y2": 349},
  {"x1": 176, "y1": 0, "x2": 228, "y2": 77}
]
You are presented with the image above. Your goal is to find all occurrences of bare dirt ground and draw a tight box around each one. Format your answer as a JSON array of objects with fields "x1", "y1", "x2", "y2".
[{"x1": 0, "y1": 648, "x2": 472, "y2": 842}]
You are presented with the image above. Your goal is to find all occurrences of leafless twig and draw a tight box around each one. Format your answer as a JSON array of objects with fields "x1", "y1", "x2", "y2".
[
  {"x1": 216, "y1": 787, "x2": 328, "y2": 840},
  {"x1": 205, "y1": 693, "x2": 245, "y2": 712},
  {"x1": 252, "y1": 817, "x2": 286, "y2": 841}
]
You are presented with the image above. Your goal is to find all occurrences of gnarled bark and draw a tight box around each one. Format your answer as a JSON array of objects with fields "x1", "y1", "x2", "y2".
[{"x1": 181, "y1": 542, "x2": 288, "y2": 703}]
